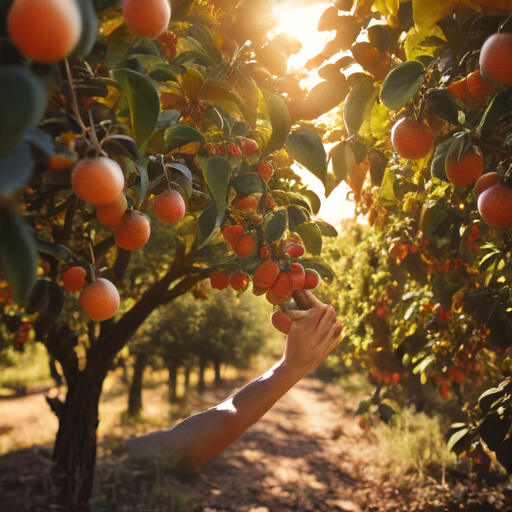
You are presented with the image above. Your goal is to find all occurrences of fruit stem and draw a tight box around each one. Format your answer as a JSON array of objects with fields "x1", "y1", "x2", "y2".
[
  {"x1": 64, "y1": 59, "x2": 88, "y2": 137},
  {"x1": 88, "y1": 109, "x2": 100, "y2": 155},
  {"x1": 163, "y1": 165, "x2": 173, "y2": 191}
]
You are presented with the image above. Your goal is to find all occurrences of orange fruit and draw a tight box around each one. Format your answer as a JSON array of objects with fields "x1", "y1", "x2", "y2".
[
  {"x1": 114, "y1": 211, "x2": 151, "y2": 250},
  {"x1": 234, "y1": 195, "x2": 259, "y2": 213},
  {"x1": 72, "y1": 157, "x2": 125, "y2": 206},
  {"x1": 241, "y1": 138, "x2": 260, "y2": 156},
  {"x1": 474, "y1": 172, "x2": 500, "y2": 199},
  {"x1": 8, "y1": 0, "x2": 82, "y2": 63},
  {"x1": 391, "y1": 118, "x2": 434, "y2": 160},
  {"x1": 257, "y1": 161, "x2": 274, "y2": 181},
  {"x1": 259, "y1": 244, "x2": 271, "y2": 259},
  {"x1": 478, "y1": 185, "x2": 512, "y2": 229},
  {"x1": 304, "y1": 269, "x2": 320, "y2": 290},
  {"x1": 153, "y1": 189, "x2": 186, "y2": 223},
  {"x1": 272, "y1": 271, "x2": 294, "y2": 298},
  {"x1": 234, "y1": 234, "x2": 256, "y2": 258},
  {"x1": 230, "y1": 272, "x2": 248, "y2": 291},
  {"x1": 210, "y1": 272, "x2": 229, "y2": 290},
  {"x1": 480, "y1": 33, "x2": 512, "y2": 86},
  {"x1": 467, "y1": 70, "x2": 500, "y2": 103},
  {"x1": 266, "y1": 288, "x2": 285, "y2": 306},
  {"x1": 80, "y1": 278, "x2": 120, "y2": 322},
  {"x1": 49, "y1": 152, "x2": 78, "y2": 172},
  {"x1": 447, "y1": 78, "x2": 479, "y2": 106},
  {"x1": 284, "y1": 243, "x2": 305, "y2": 258},
  {"x1": 222, "y1": 225, "x2": 244, "y2": 250},
  {"x1": 253, "y1": 285, "x2": 267, "y2": 296},
  {"x1": 123, "y1": 0, "x2": 171, "y2": 39},
  {"x1": 96, "y1": 194, "x2": 127, "y2": 228},
  {"x1": 445, "y1": 145, "x2": 484, "y2": 186},
  {"x1": 253, "y1": 260, "x2": 280, "y2": 288},
  {"x1": 271, "y1": 310, "x2": 292, "y2": 335},
  {"x1": 291, "y1": 263, "x2": 306, "y2": 290},
  {"x1": 63, "y1": 266, "x2": 87, "y2": 292}
]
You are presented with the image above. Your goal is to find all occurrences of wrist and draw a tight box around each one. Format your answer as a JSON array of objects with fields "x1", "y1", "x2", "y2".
[{"x1": 273, "y1": 357, "x2": 308, "y2": 385}]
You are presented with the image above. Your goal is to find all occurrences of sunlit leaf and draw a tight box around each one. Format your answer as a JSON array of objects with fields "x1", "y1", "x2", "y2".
[
  {"x1": 343, "y1": 79, "x2": 379, "y2": 136},
  {"x1": 380, "y1": 61, "x2": 424, "y2": 111},
  {"x1": 286, "y1": 129, "x2": 327, "y2": 185}
]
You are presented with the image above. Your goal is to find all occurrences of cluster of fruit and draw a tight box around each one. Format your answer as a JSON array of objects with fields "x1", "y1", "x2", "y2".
[
  {"x1": 210, "y1": 224, "x2": 320, "y2": 308},
  {"x1": 390, "y1": 33, "x2": 512, "y2": 230},
  {"x1": 7, "y1": 0, "x2": 171, "y2": 64}
]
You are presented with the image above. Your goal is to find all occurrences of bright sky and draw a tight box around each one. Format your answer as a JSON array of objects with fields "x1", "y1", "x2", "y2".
[{"x1": 274, "y1": 0, "x2": 356, "y2": 231}]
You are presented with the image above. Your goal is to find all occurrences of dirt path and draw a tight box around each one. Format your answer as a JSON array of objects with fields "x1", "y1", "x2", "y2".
[{"x1": 169, "y1": 378, "x2": 389, "y2": 512}]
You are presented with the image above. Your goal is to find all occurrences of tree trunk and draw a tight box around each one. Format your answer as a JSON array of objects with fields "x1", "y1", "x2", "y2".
[
  {"x1": 128, "y1": 353, "x2": 147, "y2": 417},
  {"x1": 167, "y1": 364, "x2": 178, "y2": 403},
  {"x1": 51, "y1": 369, "x2": 104, "y2": 511},
  {"x1": 197, "y1": 356, "x2": 207, "y2": 394},
  {"x1": 213, "y1": 358, "x2": 222, "y2": 388},
  {"x1": 183, "y1": 362, "x2": 191, "y2": 396}
]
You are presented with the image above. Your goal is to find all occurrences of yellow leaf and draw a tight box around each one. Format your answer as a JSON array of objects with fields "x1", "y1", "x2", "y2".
[
  {"x1": 168, "y1": 141, "x2": 202, "y2": 155},
  {"x1": 180, "y1": 68, "x2": 205, "y2": 101},
  {"x1": 412, "y1": 0, "x2": 458, "y2": 32}
]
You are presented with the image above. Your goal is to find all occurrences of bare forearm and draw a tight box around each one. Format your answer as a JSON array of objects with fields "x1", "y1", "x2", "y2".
[{"x1": 127, "y1": 359, "x2": 304, "y2": 471}]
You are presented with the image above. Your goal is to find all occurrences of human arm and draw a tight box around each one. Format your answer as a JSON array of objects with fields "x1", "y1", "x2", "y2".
[{"x1": 125, "y1": 290, "x2": 341, "y2": 471}]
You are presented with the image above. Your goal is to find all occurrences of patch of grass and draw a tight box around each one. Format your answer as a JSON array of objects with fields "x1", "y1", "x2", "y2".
[
  {"x1": 374, "y1": 407, "x2": 456, "y2": 477},
  {"x1": 0, "y1": 344, "x2": 53, "y2": 390}
]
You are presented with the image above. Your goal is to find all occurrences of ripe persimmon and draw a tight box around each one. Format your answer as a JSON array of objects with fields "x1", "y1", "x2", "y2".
[
  {"x1": 241, "y1": 138, "x2": 260, "y2": 156},
  {"x1": 271, "y1": 310, "x2": 292, "y2": 335},
  {"x1": 123, "y1": 0, "x2": 171, "y2": 39},
  {"x1": 63, "y1": 266, "x2": 87, "y2": 292},
  {"x1": 467, "y1": 70, "x2": 499, "y2": 103},
  {"x1": 230, "y1": 272, "x2": 248, "y2": 291},
  {"x1": 80, "y1": 278, "x2": 120, "y2": 322},
  {"x1": 266, "y1": 287, "x2": 285, "y2": 306},
  {"x1": 234, "y1": 195, "x2": 259, "y2": 213},
  {"x1": 480, "y1": 33, "x2": 512, "y2": 86},
  {"x1": 259, "y1": 244, "x2": 270, "y2": 259},
  {"x1": 210, "y1": 272, "x2": 229, "y2": 290},
  {"x1": 258, "y1": 162, "x2": 274, "y2": 181},
  {"x1": 478, "y1": 185, "x2": 512, "y2": 229},
  {"x1": 273, "y1": 272, "x2": 294, "y2": 298},
  {"x1": 304, "y1": 269, "x2": 320, "y2": 289},
  {"x1": 114, "y1": 211, "x2": 151, "y2": 250},
  {"x1": 474, "y1": 172, "x2": 500, "y2": 199},
  {"x1": 72, "y1": 157, "x2": 125, "y2": 206},
  {"x1": 284, "y1": 243, "x2": 305, "y2": 258},
  {"x1": 445, "y1": 145, "x2": 484, "y2": 186},
  {"x1": 291, "y1": 263, "x2": 306, "y2": 290},
  {"x1": 96, "y1": 194, "x2": 127, "y2": 228},
  {"x1": 234, "y1": 234, "x2": 256, "y2": 258},
  {"x1": 391, "y1": 119, "x2": 434, "y2": 160},
  {"x1": 8, "y1": 0, "x2": 82, "y2": 63},
  {"x1": 49, "y1": 152, "x2": 78, "y2": 172},
  {"x1": 153, "y1": 189, "x2": 186, "y2": 223},
  {"x1": 253, "y1": 260, "x2": 280, "y2": 288},
  {"x1": 222, "y1": 225, "x2": 244, "y2": 250}
]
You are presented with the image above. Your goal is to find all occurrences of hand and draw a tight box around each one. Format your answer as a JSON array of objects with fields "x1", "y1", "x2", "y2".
[{"x1": 281, "y1": 290, "x2": 342, "y2": 377}]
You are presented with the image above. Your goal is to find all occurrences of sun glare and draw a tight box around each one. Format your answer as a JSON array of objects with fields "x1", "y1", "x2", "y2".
[{"x1": 274, "y1": 0, "x2": 355, "y2": 230}]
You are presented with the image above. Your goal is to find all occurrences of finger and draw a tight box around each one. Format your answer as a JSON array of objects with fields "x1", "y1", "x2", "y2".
[
  {"x1": 317, "y1": 305, "x2": 337, "y2": 330},
  {"x1": 330, "y1": 321, "x2": 342, "y2": 340},
  {"x1": 293, "y1": 289, "x2": 324, "y2": 310},
  {"x1": 285, "y1": 309, "x2": 310, "y2": 322}
]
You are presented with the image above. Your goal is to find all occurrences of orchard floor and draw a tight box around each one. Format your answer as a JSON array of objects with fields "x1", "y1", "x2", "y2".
[{"x1": 1, "y1": 371, "x2": 511, "y2": 512}]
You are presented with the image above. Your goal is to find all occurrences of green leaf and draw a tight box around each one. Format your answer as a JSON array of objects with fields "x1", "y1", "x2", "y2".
[
  {"x1": 295, "y1": 222, "x2": 323, "y2": 256},
  {"x1": 164, "y1": 124, "x2": 205, "y2": 152},
  {"x1": 196, "y1": 202, "x2": 219, "y2": 249},
  {"x1": 300, "y1": 189, "x2": 321, "y2": 215},
  {"x1": 0, "y1": 143, "x2": 34, "y2": 196},
  {"x1": 0, "y1": 214, "x2": 37, "y2": 305},
  {"x1": 197, "y1": 157, "x2": 230, "y2": 247},
  {"x1": 0, "y1": 67, "x2": 47, "y2": 156},
  {"x1": 110, "y1": 68, "x2": 160, "y2": 149},
  {"x1": 427, "y1": 88, "x2": 464, "y2": 126},
  {"x1": 156, "y1": 110, "x2": 180, "y2": 131},
  {"x1": 135, "y1": 161, "x2": 149, "y2": 208},
  {"x1": 107, "y1": 42, "x2": 131, "y2": 69},
  {"x1": 315, "y1": 220, "x2": 338, "y2": 237},
  {"x1": 301, "y1": 259, "x2": 336, "y2": 283},
  {"x1": 447, "y1": 427, "x2": 470, "y2": 453},
  {"x1": 368, "y1": 25, "x2": 390, "y2": 53},
  {"x1": 380, "y1": 61, "x2": 425, "y2": 111},
  {"x1": 230, "y1": 173, "x2": 265, "y2": 197},
  {"x1": 36, "y1": 240, "x2": 72, "y2": 261},
  {"x1": 263, "y1": 209, "x2": 288, "y2": 243},
  {"x1": 286, "y1": 129, "x2": 327, "y2": 185},
  {"x1": 331, "y1": 141, "x2": 357, "y2": 183},
  {"x1": 72, "y1": 0, "x2": 97, "y2": 60},
  {"x1": 479, "y1": 387, "x2": 508, "y2": 414},
  {"x1": 430, "y1": 139, "x2": 452, "y2": 182},
  {"x1": 264, "y1": 92, "x2": 291, "y2": 157},
  {"x1": 168, "y1": 163, "x2": 193, "y2": 184},
  {"x1": 477, "y1": 89, "x2": 512, "y2": 140},
  {"x1": 343, "y1": 79, "x2": 379, "y2": 136}
]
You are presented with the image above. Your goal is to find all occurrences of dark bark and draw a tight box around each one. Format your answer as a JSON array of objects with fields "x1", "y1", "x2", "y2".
[
  {"x1": 197, "y1": 356, "x2": 207, "y2": 394},
  {"x1": 167, "y1": 364, "x2": 178, "y2": 404},
  {"x1": 128, "y1": 352, "x2": 147, "y2": 417},
  {"x1": 213, "y1": 358, "x2": 222, "y2": 388}
]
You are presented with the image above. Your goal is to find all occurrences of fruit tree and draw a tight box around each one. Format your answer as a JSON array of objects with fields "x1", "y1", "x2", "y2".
[{"x1": 0, "y1": 0, "x2": 338, "y2": 508}]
